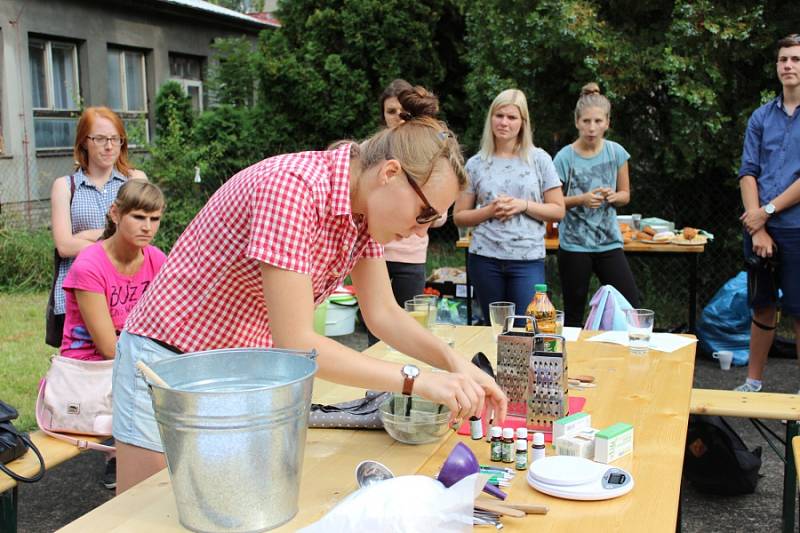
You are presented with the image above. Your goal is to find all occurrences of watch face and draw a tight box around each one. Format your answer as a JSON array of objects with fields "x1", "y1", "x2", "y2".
[
  {"x1": 402, "y1": 365, "x2": 420, "y2": 378},
  {"x1": 765, "y1": 203, "x2": 775, "y2": 215}
]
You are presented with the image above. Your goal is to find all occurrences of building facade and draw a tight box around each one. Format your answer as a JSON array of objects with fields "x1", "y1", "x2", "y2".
[{"x1": 0, "y1": 0, "x2": 273, "y2": 227}]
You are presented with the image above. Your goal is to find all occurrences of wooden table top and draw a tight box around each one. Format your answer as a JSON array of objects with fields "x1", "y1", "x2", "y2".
[
  {"x1": 58, "y1": 327, "x2": 697, "y2": 533},
  {"x1": 456, "y1": 236, "x2": 706, "y2": 253}
]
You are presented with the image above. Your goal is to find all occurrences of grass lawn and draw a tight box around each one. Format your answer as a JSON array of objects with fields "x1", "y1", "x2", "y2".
[{"x1": 1, "y1": 291, "x2": 52, "y2": 431}]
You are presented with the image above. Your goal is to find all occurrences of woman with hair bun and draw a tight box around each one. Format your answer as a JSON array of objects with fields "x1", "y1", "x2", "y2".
[
  {"x1": 453, "y1": 89, "x2": 565, "y2": 324},
  {"x1": 113, "y1": 84, "x2": 508, "y2": 493},
  {"x1": 365, "y1": 79, "x2": 448, "y2": 346},
  {"x1": 554, "y1": 84, "x2": 640, "y2": 327},
  {"x1": 49, "y1": 106, "x2": 147, "y2": 347}
]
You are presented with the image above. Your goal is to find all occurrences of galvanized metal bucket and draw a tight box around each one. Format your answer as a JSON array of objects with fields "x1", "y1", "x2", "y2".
[{"x1": 145, "y1": 348, "x2": 317, "y2": 533}]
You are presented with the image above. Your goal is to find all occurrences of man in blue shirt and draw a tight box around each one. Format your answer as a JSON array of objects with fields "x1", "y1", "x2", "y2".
[{"x1": 736, "y1": 34, "x2": 800, "y2": 393}]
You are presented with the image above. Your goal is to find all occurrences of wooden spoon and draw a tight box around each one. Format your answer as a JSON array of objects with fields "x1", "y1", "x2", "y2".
[
  {"x1": 474, "y1": 499, "x2": 525, "y2": 518},
  {"x1": 136, "y1": 361, "x2": 170, "y2": 388}
]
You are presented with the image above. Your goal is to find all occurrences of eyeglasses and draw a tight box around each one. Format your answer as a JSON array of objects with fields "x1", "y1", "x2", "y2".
[
  {"x1": 87, "y1": 135, "x2": 125, "y2": 146},
  {"x1": 403, "y1": 171, "x2": 441, "y2": 225}
]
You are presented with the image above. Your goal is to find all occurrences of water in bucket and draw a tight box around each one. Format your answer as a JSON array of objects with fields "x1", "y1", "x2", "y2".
[{"x1": 145, "y1": 348, "x2": 317, "y2": 533}]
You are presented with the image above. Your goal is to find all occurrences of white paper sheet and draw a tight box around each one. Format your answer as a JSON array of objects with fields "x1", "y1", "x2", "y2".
[
  {"x1": 586, "y1": 330, "x2": 697, "y2": 353},
  {"x1": 562, "y1": 327, "x2": 582, "y2": 342}
]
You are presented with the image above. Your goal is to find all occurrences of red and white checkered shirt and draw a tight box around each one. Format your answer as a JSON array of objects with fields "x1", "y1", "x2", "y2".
[{"x1": 125, "y1": 145, "x2": 383, "y2": 352}]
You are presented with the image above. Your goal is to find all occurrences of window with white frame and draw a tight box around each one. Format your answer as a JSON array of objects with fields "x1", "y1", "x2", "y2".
[
  {"x1": 169, "y1": 53, "x2": 205, "y2": 113},
  {"x1": 107, "y1": 47, "x2": 149, "y2": 145},
  {"x1": 29, "y1": 37, "x2": 81, "y2": 150}
]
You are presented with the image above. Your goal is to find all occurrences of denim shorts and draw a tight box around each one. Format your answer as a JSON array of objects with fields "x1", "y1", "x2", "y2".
[
  {"x1": 112, "y1": 331, "x2": 182, "y2": 452},
  {"x1": 743, "y1": 227, "x2": 800, "y2": 317}
]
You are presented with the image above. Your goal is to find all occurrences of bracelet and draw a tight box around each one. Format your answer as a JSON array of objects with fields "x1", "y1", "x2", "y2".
[{"x1": 525, "y1": 200, "x2": 530, "y2": 213}]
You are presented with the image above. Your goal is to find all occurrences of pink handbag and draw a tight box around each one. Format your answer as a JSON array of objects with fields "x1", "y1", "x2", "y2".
[{"x1": 35, "y1": 355, "x2": 115, "y2": 452}]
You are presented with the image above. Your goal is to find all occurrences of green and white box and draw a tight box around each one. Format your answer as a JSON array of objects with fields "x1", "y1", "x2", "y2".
[
  {"x1": 553, "y1": 412, "x2": 592, "y2": 442},
  {"x1": 594, "y1": 422, "x2": 634, "y2": 463}
]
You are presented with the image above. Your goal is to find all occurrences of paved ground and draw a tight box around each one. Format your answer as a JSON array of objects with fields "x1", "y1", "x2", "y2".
[{"x1": 14, "y1": 324, "x2": 798, "y2": 532}]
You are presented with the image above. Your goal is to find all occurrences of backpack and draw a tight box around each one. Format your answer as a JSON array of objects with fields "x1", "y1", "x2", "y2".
[{"x1": 683, "y1": 415, "x2": 762, "y2": 495}]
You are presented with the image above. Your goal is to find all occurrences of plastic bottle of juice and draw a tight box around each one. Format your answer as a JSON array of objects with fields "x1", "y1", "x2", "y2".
[{"x1": 526, "y1": 284, "x2": 556, "y2": 333}]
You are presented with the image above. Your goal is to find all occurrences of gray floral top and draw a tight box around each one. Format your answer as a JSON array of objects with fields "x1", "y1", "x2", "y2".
[{"x1": 465, "y1": 149, "x2": 562, "y2": 260}]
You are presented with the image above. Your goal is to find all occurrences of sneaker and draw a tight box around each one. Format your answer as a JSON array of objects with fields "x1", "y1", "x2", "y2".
[
  {"x1": 102, "y1": 457, "x2": 116, "y2": 490},
  {"x1": 734, "y1": 381, "x2": 762, "y2": 393}
]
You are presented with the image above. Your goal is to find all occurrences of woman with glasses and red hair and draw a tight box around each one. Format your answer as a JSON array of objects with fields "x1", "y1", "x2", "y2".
[
  {"x1": 112, "y1": 85, "x2": 508, "y2": 493},
  {"x1": 48, "y1": 107, "x2": 147, "y2": 348},
  {"x1": 454, "y1": 89, "x2": 565, "y2": 325}
]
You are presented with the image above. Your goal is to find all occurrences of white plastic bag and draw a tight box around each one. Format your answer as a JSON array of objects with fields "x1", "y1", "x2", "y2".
[{"x1": 298, "y1": 473, "x2": 479, "y2": 533}]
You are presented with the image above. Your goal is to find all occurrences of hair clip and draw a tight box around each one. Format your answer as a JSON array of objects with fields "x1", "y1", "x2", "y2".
[
  {"x1": 437, "y1": 131, "x2": 452, "y2": 141},
  {"x1": 399, "y1": 111, "x2": 414, "y2": 121}
]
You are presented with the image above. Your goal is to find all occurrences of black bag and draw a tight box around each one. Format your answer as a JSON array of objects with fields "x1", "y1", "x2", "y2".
[
  {"x1": 0, "y1": 400, "x2": 45, "y2": 482},
  {"x1": 683, "y1": 415, "x2": 762, "y2": 495},
  {"x1": 45, "y1": 175, "x2": 76, "y2": 348}
]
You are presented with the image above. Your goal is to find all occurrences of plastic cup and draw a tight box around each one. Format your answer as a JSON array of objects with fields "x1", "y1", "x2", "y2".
[
  {"x1": 632, "y1": 213, "x2": 642, "y2": 231},
  {"x1": 713, "y1": 351, "x2": 733, "y2": 371},
  {"x1": 489, "y1": 302, "x2": 515, "y2": 341},
  {"x1": 555, "y1": 310, "x2": 564, "y2": 336},
  {"x1": 626, "y1": 309, "x2": 654, "y2": 355}
]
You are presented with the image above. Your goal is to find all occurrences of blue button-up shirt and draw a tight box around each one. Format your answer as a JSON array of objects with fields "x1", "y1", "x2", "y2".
[{"x1": 739, "y1": 95, "x2": 800, "y2": 228}]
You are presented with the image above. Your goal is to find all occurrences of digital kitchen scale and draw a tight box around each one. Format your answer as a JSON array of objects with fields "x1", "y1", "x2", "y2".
[{"x1": 527, "y1": 456, "x2": 634, "y2": 500}]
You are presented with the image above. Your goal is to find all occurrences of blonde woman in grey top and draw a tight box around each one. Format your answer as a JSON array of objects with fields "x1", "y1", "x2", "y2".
[{"x1": 454, "y1": 89, "x2": 564, "y2": 324}]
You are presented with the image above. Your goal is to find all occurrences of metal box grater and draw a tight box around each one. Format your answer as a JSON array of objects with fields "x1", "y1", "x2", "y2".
[
  {"x1": 527, "y1": 335, "x2": 568, "y2": 428},
  {"x1": 496, "y1": 315, "x2": 538, "y2": 419}
]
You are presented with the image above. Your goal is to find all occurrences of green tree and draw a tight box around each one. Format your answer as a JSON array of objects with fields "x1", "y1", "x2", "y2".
[{"x1": 255, "y1": 0, "x2": 467, "y2": 152}]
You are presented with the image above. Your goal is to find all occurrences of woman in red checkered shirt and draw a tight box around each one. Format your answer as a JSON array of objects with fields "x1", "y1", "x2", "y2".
[{"x1": 112, "y1": 86, "x2": 509, "y2": 493}]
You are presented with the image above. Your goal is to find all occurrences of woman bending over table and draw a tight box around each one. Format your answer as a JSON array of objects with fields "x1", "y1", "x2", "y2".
[{"x1": 112, "y1": 85, "x2": 508, "y2": 493}]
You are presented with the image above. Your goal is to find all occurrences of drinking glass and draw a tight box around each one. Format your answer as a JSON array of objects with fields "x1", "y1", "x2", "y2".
[
  {"x1": 626, "y1": 309, "x2": 655, "y2": 355},
  {"x1": 431, "y1": 323, "x2": 456, "y2": 348},
  {"x1": 405, "y1": 299, "x2": 432, "y2": 329},
  {"x1": 555, "y1": 310, "x2": 564, "y2": 336},
  {"x1": 489, "y1": 302, "x2": 515, "y2": 341},
  {"x1": 414, "y1": 295, "x2": 438, "y2": 327}
]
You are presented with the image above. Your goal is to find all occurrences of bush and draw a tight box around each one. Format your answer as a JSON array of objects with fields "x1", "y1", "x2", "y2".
[{"x1": 0, "y1": 224, "x2": 52, "y2": 292}]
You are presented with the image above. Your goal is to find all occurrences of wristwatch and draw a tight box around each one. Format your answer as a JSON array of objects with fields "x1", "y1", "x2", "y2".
[
  {"x1": 401, "y1": 364, "x2": 420, "y2": 396},
  {"x1": 764, "y1": 203, "x2": 776, "y2": 216}
]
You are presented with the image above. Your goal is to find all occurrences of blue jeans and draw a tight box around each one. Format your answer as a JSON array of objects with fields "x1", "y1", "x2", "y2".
[{"x1": 467, "y1": 253, "x2": 545, "y2": 325}]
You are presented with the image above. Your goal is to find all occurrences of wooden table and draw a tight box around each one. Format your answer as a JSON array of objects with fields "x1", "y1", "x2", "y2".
[
  {"x1": 58, "y1": 327, "x2": 696, "y2": 532},
  {"x1": 456, "y1": 236, "x2": 707, "y2": 332}
]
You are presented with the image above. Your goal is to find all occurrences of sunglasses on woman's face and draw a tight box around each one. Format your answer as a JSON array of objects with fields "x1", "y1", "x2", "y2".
[{"x1": 402, "y1": 171, "x2": 441, "y2": 225}]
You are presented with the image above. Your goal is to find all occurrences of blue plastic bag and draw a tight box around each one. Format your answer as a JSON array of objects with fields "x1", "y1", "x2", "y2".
[{"x1": 696, "y1": 272, "x2": 750, "y2": 366}]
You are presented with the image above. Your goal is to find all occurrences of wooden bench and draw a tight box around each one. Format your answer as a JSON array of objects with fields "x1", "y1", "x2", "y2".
[
  {"x1": 690, "y1": 389, "x2": 800, "y2": 533},
  {"x1": 1, "y1": 430, "x2": 103, "y2": 532},
  {"x1": 794, "y1": 436, "x2": 800, "y2": 484}
]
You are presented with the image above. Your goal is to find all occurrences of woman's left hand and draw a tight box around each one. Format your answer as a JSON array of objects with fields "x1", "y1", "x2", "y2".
[{"x1": 451, "y1": 357, "x2": 508, "y2": 423}]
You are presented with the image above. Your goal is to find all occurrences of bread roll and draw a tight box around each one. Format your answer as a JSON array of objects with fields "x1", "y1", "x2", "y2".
[
  {"x1": 643, "y1": 226, "x2": 657, "y2": 237},
  {"x1": 635, "y1": 231, "x2": 651, "y2": 241},
  {"x1": 619, "y1": 223, "x2": 631, "y2": 233},
  {"x1": 682, "y1": 227, "x2": 698, "y2": 240},
  {"x1": 653, "y1": 231, "x2": 676, "y2": 242}
]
